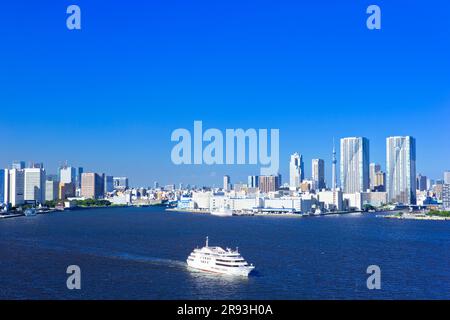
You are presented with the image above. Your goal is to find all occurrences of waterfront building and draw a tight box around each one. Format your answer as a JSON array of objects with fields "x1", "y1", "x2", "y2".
[
  {"x1": 113, "y1": 177, "x2": 129, "y2": 190},
  {"x1": 45, "y1": 180, "x2": 59, "y2": 201},
  {"x1": 340, "y1": 137, "x2": 370, "y2": 194},
  {"x1": 289, "y1": 153, "x2": 304, "y2": 191},
  {"x1": 247, "y1": 175, "x2": 259, "y2": 188},
  {"x1": 416, "y1": 174, "x2": 428, "y2": 191},
  {"x1": 104, "y1": 175, "x2": 114, "y2": 193},
  {"x1": 386, "y1": 136, "x2": 416, "y2": 205},
  {"x1": 312, "y1": 159, "x2": 325, "y2": 191},
  {"x1": 443, "y1": 184, "x2": 450, "y2": 210},
  {"x1": 369, "y1": 163, "x2": 381, "y2": 191},
  {"x1": 361, "y1": 191, "x2": 388, "y2": 208},
  {"x1": 11, "y1": 161, "x2": 25, "y2": 170},
  {"x1": 9, "y1": 169, "x2": 25, "y2": 207},
  {"x1": 24, "y1": 168, "x2": 46, "y2": 204},
  {"x1": 0, "y1": 169, "x2": 6, "y2": 205},
  {"x1": 223, "y1": 175, "x2": 231, "y2": 191},
  {"x1": 259, "y1": 175, "x2": 280, "y2": 194},
  {"x1": 81, "y1": 173, "x2": 104, "y2": 199},
  {"x1": 318, "y1": 190, "x2": 343, "y2": 211}
]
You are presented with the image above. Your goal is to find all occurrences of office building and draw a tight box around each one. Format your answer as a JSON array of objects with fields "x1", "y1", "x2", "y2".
[
  {"x1": 312, "y1": 159, "x2": 325, "y2": 191},
  {"x1": 104, "y1": 175, "x2": 114, "y2": 193},
  {"x1": 369, "y1": 163, "x2": 381, "y2": 190},
  {"x1": 247, "y1": 175, "x2": 259, "y2": 188},
  {"x1": 45, "y1": 180, "x2": 59, "y2": 201},
  {"x1": 340, "y1": 137, "x2": 370, "y2": 193},
  {"x1": 444, "y1": 171, "x2": 450, "y2": 185},
  {"x1": 60, "y1": 165, "x2": 76, "y2": 184},
  {"x1": 9, "y1": 169, "x2": 25, "y2": 207},
  {"x1": 443, "y1": 184, "x2": 450, "y2": 210},
  {"x1": 416, "y1": 174, "x2": 427, "y2": 191},
  {"x1": 0, "y1": 169, "x2": 7, "y2": 205},
  {"x1": 259, "y1": 175, "x2": 280, "y2": 193},
  {"x1": 81, "y1": 173, "x2": 104, "y2": 199},
  {"x1": 386, "y1": 136, "x2": 416, "y2": 204},
  {"x1": 374, "y1": 171, "x2": 386, "y2": 192},
  {"x1": 113, "y1": 177, "x2": 128, "y2": 190},
  {"x1": 24, "y1": 168, "x2": 46, "y2": 204},
  {"x1": 11, "y1": 161, "x2": 25, "y2": 170},
  {"x1": 59, "y1": 182, "x2": 76, "y2": 200},
  {"x1": 289, "y1": 153, "x2": 304, "y2": 191},
  {"x1": 223, "y1": 175, "x2": 231, "y2": 191}
]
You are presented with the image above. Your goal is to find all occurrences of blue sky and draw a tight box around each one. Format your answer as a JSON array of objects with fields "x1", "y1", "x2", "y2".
[{"x1": 1, "y1": 1, "x2": 449, "y2": 187}]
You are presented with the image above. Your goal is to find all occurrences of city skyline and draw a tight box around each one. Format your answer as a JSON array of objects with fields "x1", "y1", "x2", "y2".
[{"x1": 2, "y1": 1, "x2": 450, "y2": 186}]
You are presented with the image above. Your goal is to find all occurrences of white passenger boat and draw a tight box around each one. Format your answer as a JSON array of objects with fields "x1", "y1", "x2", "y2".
[{"x1": 186, "y1": 237, "x2": 255, "y2": 276}]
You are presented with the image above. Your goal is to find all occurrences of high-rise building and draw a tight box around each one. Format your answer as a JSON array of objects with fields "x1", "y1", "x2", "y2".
[
  {"x1": 59, "y1": 182, "x2": 76, "y2": 200},
  {"x1": 60, "y1": 165, "x2": 76, "y2": 184},
  {"x1": 259, "y1": 175, "x2": 280, "y2": 193},
  {"x1": 416, "y1": 174, "x2": 428, "y2": 191},
  {"x1": 76, "y1": 167, "x2": 84, "y2": 188},
  {"x1": 312, "y1": 159, "x2": 325, "y2": 191},
  {"x1": 386, "y1": 136, "x2": 416, "y2": 205},
  {"x1": 11, "y1": 161, "x2": 25, "y2": 170},
  {"x1": 81, "y1": 173, "x2": 104, "y2": 199},
  {"x1": 444, "y1": 171, "x2": 450, "y2": 185},
  {"x1": 443, "y1": 184, "x2": 450, "y2": 210},
  {"x1": 24, "y1": 168, "x2": 46, "y2": 204},
  {"x1": 0, "y1": 169, "x2": 7, "y2": 205},
  {"x1": 340, "y1": 137, "x2": 370, "y2": 193},
  {"x1": 223, "y1": 175, "x2": 231, "y2": 191},
  {"x1": 374, "y1": 171, "x2": 386, "y2": 192},
  {"x1": 113, "y1": 177, "x2": 129, "y2": 190},
  {"x1": 104, "y1": 175, "x2": 114, "y2": 193},
  {"x1": 369, "y1": 163, "x2": 381, "y2": 190},
  {"x1": 289, "y1": 153, "x2": 304, "y2": 191},
  {"x1": 247, "y1": 175, "x2": 259, "y2": 188},
  {"x1": 45, "y1": 180, "x2": 59, "y2": 202},
  {"x1": 9, "y1": 169, "x2": 25, "y2": 207}
]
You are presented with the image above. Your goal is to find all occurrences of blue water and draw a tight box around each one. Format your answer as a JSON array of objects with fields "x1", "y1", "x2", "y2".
[{"x1": 0, "y1": 207, "x2": 449, "y2": 299}]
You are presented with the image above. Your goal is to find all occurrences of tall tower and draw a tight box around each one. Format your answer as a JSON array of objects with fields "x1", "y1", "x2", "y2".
[
  {"x1": 332, "y1": 139, "x2": 337, "y2": 191},
  {"x1": 340, "y1": 137, "x2": 370, "y2": 194},
  {"x1": 289, "y1": 153, "x2": 304, "y2": 191},
  {"x1": 386, "y1": 136, "x2": 416, "y2": 205}
]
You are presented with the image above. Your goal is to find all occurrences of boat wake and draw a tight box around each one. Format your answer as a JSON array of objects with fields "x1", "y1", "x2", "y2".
[{"x1": 10, "y1": 237, "x2": 186, "y2": 269}]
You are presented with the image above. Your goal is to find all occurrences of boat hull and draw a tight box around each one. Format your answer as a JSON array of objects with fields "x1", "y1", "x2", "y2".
[{"x1": 186, "y1": 260, "x2": 254, "y2": 277}]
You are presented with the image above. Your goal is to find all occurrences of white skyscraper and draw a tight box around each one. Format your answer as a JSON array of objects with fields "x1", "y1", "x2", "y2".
[
  {"x1": 24, "y1": 168, "x2": 46, "y2": 204},
  {"x1": 9, "y1": 169, "x2": 25, "y2": 207},
  {"x1": 386, "y1": 136, "x2": 416, "y2": 205},
  {"x1": 60, "y1": 166, "x2": 76, "y2": 184},
  {"x1": 340, "y1": 137, "x2": 370, "y2": 194},
  {"x1": 289, "y1": 153, "x2": 304, "y2": 191},
  {"x1": 444, "y1": 171, "x2": 450, "y2": 185},
  {"x1": 312, "y1": 159, "x2": 325, "y2": 191},
  {"x1": 223, "y1": 175, "x2": 231, "y2": 191}
]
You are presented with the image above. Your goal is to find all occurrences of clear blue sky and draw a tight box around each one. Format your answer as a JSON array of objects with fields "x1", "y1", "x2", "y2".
[{"x1": 1, "y1": 1, "x2": 449, "y2": 187}]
